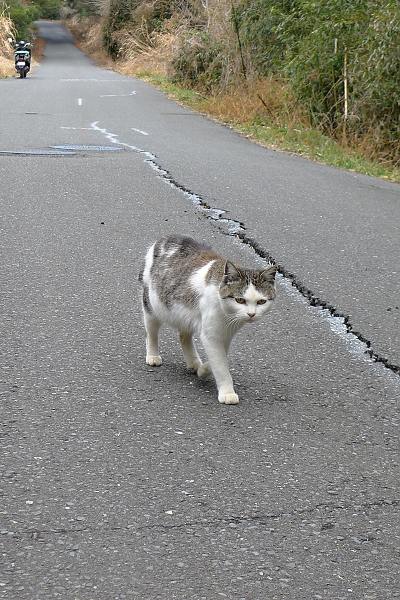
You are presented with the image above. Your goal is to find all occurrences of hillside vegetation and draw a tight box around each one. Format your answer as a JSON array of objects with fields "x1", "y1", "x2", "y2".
[
  {"x1": 66, "y1": 0, "x2": 400, "y2": 171},
  {"x1": 1, "y1": 0, "x2": 62, "y2": 41}
]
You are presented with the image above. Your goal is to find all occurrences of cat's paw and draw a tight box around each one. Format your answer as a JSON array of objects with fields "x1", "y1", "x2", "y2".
[
  {"x1": 218, "y1": 392, "x2": 240, "y2": 405},
  {"x1": 186, "y1": 359, "x2": 203, "y2": 373},
  {"x1": 196, "y1": 362, "x2": 210, "y2": 378},
  {"x1": 146, "y1": 355, "x2": 162, "y2": 366},
  {"x1": 186, "y1": 360, "x2": 210, "y2": 378},
  {"x1": 186, "y1": 359, "x2": 200, "y2": 372}
]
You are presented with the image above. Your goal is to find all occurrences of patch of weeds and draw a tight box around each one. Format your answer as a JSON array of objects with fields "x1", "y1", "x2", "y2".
[{"x1": 236, "y1": 120, "x2": 400, "y2": 181}]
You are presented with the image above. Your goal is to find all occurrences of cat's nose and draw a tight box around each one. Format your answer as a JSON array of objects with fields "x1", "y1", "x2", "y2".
[{"x1": 247, "y1": 312, "x2": 256, "y2": 318}]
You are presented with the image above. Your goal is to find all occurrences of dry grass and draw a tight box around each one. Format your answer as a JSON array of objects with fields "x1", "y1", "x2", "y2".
[
  {"x1": 343, "y1": 129, "x2": 400, "y2": 169},
  {"x1": 32, "y1": 35, "x2": 46, "y2": 61},
  {"x1": 66, "y1": 15, "x2": 181, "y2": 76},
  {"x1": 207, "y1": 0, "x2": 234, "y2": 38},
  {"x1": 0, "y1": 12, "x2": 14, "y2": 54},
  {"x1": 0, "y1": 12, "x2": 15, "y2": 77},
  {"x1": 205, "y1": 82, "x2": 400, "y2": 171},
  {"x1": 118, "y1": 20, "x2": 183, "y2": 77},
  {"x1": 0, "y1": 55, "x2": 14, "y2": 77},
  {"x1": 202, "y1": 77, "x2": 309, "y2": 129}
]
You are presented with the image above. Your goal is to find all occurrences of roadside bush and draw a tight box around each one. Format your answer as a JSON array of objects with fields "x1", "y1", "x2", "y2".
[
  {"x1": 2, "y1": 0, "x2": 62, "y2": 39},
  {"x1": 237, "y1": 0, "x2": 400, "y2": 162},
  {"x1": 35, "y1": 0, "x2": 62, "y2": 19},
  {"x1": 6, "y1": 1, "x2": 40, "y2": 39},
  {"x1": 172, "y1": 30, "x2": 225, "y2": 90},
  {"x1": 103, "y1": 0, "x2": 175, "y2": 57},
  {"x1": 235, "y1": 0, "x2": 302, "y2": 74},
  {"x1": 350, "y1": 2, "x2": 400, "y2": 162}
]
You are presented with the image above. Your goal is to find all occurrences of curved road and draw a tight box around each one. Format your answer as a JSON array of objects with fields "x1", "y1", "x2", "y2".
[{"x1": 1, "y1": 21, "x2": 399, "y2": 600}]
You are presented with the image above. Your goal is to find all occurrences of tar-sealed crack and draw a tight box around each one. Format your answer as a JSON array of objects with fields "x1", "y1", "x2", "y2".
[
  {"x1": 5, "y1": 498, "x2": 399, "y2": 540},
  {"x1": 89, "y1": 122, "x2": 400, "y2": 377},
  {"x1": 144, "y1": 159, "x2": 244, "y2": 234},
  {"x1": 237, "y1": 235, "x2": 400, "y2": 375}
]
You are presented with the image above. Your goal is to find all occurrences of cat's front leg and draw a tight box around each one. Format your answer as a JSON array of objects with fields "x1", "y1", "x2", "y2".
[{"x1": 200, "y1": 332, "x2": 239, "y2": 405}]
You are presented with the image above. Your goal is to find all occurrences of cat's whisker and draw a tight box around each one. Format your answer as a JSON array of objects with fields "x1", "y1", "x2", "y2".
[
  {"x1": 227, "y1": 316, "x2": 240, "y2": 327},
  {"x1": 225, "y1": 316, "x2": 243, "y2": 334}
]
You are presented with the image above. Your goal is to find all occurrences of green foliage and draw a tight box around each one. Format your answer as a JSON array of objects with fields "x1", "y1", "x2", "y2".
[
  {"x1": 236, "y1": 0, "x2": 303, "y2": 72},
  {"x1": 6, "y1": 1, "x2": 40, "y2": 39},
  {"x1": 4, "y1": 0, "x2": 62, "y2": 38},
  {"x1": 237, "y1": 0, "x2": 400, "y2": 160},
  {"x1": 351, "y1": 2, "x2": 400, "y2": 156},
  {"x1": 35, "y1": 0, "x2": 62, "y2": 19}
]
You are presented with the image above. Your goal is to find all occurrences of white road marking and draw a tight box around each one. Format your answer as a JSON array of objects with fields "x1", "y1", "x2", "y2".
[
  {"x1": 77, "y1": 98, "x2": 83, "y2": 106},
  {"x1": 90, "y1": 121, "x2": 155, "y2": 159},
  {"x1": 60, "y1": 78, "x2": 123, "y2": 82},
  {"x1": 61, "y1": 126, "x2": 92, "y2": 130},
  {"x1": 100, "y1": 91, "x2": 137, "y2": 97},
  {"x1": 131, "y1": 127, "x2": 149, "y2": 136}
]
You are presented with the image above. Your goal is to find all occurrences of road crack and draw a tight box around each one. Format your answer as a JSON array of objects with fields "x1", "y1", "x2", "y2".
[
  {"x1": 3, "y1": 498, "x2": 398, "y2": 541},
  {"x1": 89, "y1": 121, "x2": 400, "y2": 377}
]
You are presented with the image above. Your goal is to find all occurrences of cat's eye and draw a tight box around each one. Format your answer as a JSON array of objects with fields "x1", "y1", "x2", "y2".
[
  {"x1": 235, "y1": 298, "x2": 246, "y2": 304},
  {"x1": 257, "y1": 299, "x2": 267, "y2": 305}
]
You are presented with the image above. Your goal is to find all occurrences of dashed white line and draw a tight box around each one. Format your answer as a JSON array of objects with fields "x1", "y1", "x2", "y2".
[
  {"x1": 100, "y1": 91, "x2": 137, "y2": 98},
  {"x1": 60, "y1": 78, "x2": 123, "y2": 82},
  {"x1": 90, "y1": 121, "x2": 155, "y2": 159},
  {"x1": 131, "y1": 127, "x2": 149, "y2": 136},
  {"x1": 77, "y1": 98, "x2": 83, "y2": 106}
]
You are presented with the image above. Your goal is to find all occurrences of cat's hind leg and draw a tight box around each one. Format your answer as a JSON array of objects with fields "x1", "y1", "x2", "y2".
[
  {"x1": 179, "y1": 332, "x2": 210, "y2": 377},
  {"x1": 144, "y1": 312, "x2": 162, "y2": 366}
]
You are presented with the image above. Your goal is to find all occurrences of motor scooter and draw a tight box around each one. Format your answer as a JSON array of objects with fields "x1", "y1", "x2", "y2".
[{"x1": 15, "y1": 49, "x2": 30, "y2": 78}]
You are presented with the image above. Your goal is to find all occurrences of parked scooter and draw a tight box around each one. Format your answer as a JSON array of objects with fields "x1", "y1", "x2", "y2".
[{"x1": 14, "y1": 41, "x2": 31, "y2": 79}]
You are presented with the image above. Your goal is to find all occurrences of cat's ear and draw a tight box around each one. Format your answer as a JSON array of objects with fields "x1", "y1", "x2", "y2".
[
  {"x1": 223, "y1": 261, "x2": 241, "y2": 282},
  {"x1": 260, "y1": 264, "x2": 277, "y2": 282}
]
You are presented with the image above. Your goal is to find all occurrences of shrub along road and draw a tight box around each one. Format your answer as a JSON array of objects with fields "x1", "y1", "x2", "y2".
[{"x1": 1, "y1": 21, "x2": 399, "y2": 600}]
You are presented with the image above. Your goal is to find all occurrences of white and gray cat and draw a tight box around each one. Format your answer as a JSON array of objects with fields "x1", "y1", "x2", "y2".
[{"x1": 139, "y1": 236, "x2": 277, "y2": 405}]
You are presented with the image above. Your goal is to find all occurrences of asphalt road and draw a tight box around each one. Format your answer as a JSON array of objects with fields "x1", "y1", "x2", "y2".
[{"x1": 1, "y1": 21, "x2": 399, "y2": 600}]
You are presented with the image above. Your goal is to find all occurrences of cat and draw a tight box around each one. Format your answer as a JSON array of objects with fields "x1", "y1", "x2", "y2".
[{"x1": 139, "y1": 236, "x2": 277, "y2": 405}]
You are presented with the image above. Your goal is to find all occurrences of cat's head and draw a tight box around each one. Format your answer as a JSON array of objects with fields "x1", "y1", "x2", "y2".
[{"x1": 219, "y1": 261, "x2": 277, "y2": 323}]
